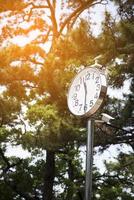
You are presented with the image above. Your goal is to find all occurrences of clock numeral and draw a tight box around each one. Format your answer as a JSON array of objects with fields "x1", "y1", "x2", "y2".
[
  {"x1": 80, "y1": 77, "x2": 84, "y2": 84},
  {"x1": 95, "y1": 77, "x2": 100, "y2": 83},
  {"x1": 89, "y1": 100, "x2": 93, "y2": 107},
  {"x1": 85, "y1": 73, "x2": 90, "y2": 80},
  {"x1": 96, "y1": 84, "x2": 100, "y2": 91},
  {"x1": 84, "y1": 104, "x2": 88, "y2": 111},
  {"x1": 75, "y1": 99, "x2": 79, "y2": 106},
  {"x1": 75, "y1": 84, "x2": 80, "y2": 91},
  {"x1": 92, "y1": 73, "x2": 95, "y2": 79},
  {"x1": 79, "y1": 104, "x2": 83, "y2": 111},
  {"x1": 94, "y1": 93, "x2": 99, "y2": 99},
  {"x1": 72, "y1": 93, "x2": 77, "y2": 100}
]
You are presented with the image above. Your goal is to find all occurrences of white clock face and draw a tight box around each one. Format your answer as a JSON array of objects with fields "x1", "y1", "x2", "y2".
[{"x1": 67, "y1": 67, "x2": 107, "y2": 117}]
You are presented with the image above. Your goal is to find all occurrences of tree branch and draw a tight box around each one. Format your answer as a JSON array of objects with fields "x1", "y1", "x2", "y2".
[
  {"x1": 59, "y1": 0, "x2": 104, "y2": 34},
  {"x1": 29, "y1": 2, "x2": 49, "y2": 9},
  {"x1": 0, "y1": 147, "x2": 23, "y2": 173},
  {"x1": 118, "y1": 44, "x2": 134, "y2": 54},
  {"x1": 0, "y1": 147, "x2": 38, "y2": 200},
  {"x1": 0, "y1": 147, "x2": 10, "y2": 168},
  {"x1": 26, "y1": 2, "x2": 49, "y2": 21},
  {"x1": 31, "y1": 28, "x2": 51, "y2": 47},
  {"x1": 4, "y1": 178, "x2": 36, "y2": 200},
  {"x1": 95, "y1": 173, "x2": 134, "y2": 186},
  {"x1": 46, "y1": 0, "x2": 58, "y2": 37}
]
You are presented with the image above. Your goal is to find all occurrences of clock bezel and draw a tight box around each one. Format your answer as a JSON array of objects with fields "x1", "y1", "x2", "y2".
[{"x1": 67, "y1": 66, "x2": 107, "y2": 118}]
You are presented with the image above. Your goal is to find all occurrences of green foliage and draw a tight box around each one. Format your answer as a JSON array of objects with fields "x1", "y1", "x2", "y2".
[
  {"x1": 0, "y1": 127, "x2": 10, "y2": 142},
  {"x1": 94, "y1": 153, "x2": 134, "y2": 200},
  {"x1": 55, "y1": 145, "x2": 84, "y2": 199},
  {"x1": 101, "y1": 2, "x2": 134, "y2": 87},
  {"x1": 0, "y1": 96, "x2": 20, "y2": 125},
  {"x1": 0, "y1": 0, "x2": 26, "y2": 12},
  {"x1": 22, "y1": 103, "x2": 85, "y2": 151},
  {"x1": 26, "y1": 104, "x2": 61, "y2": 149},
  {"x1": 55, "y1": 19, "x2": 98, "y2": 66}
]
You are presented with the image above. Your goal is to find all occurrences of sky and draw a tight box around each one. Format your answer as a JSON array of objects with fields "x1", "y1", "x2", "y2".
[
  {"x1": 86, "y1": 0, "x2": 118, "y2": 36},
  {"x1": 80, "y1": 143, "x2": 133, "y2": 174},
  {"x1": 108, "y1": 79, "x2": 131, "y2": 99}
]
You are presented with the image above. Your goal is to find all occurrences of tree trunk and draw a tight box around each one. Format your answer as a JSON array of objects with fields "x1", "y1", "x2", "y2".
[
  {"x1": 65, "y1": 159, "x2": 75, "y2": 200},
  {"x1": 43, "y1": 150, "x2": 55, "y2": 200}
]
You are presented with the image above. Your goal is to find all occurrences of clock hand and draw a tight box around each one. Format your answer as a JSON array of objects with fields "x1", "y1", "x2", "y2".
[{"x1": 84, "y1": 81, "x2": 87, "y2": 111}]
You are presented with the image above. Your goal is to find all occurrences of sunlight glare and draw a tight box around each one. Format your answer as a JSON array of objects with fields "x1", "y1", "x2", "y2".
[{"x1": 11, "y1": 30, "x2": 40, "y2": 47}]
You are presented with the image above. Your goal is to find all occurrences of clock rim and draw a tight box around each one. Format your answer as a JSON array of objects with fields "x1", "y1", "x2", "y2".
[{"x1": 67, "y1": 66, "x2": 107, "y2": 118}]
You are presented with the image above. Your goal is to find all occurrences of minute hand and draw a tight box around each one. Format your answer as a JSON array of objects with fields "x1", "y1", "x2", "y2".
[{"x1": 84, "y1": 81, "x2": 87, "y2": 111}]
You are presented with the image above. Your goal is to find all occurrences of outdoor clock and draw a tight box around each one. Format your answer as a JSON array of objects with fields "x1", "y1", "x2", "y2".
[{"x1": 67, "y1": 66, "x2": 107, "y2": 118}]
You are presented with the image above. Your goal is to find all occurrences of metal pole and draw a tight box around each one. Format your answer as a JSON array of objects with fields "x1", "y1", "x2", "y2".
[{"x1": 85, "y1": 119, "x2": 94, "y2": 200}]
